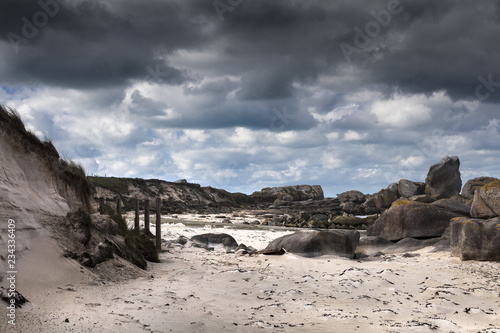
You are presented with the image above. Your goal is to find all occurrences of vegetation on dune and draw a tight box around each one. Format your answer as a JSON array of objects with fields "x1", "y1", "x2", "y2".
[
  {"x1": 88, "y1": 176, "x2": 131, "y2": 195},
  {"x1": 0, "y1": 104, "x2": 92, "y2": 212},
  {"x1": 0, "y1": 105, "x2": 59, "y2": 159}
]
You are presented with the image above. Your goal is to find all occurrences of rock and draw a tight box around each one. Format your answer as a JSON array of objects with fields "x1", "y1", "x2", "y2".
[
  {"x1": 372, "y1": 184, "x2": 400, "y2": 209},
  {"x1": 450, "y1": 217, "x2": 500, "y2": 261},
  {"x1": 190, "y1": 233, "x2": 238, "y2": 252},
  {"x1": 360, "y1": 196, "x2": 380, "y2": 214},
  {"x1": 263, "y1": 230, "x2": 360, "y2": 258},
  {"x1": 337, "y1": 190, "x2": 365, "y2": 204},
  {"x1": 257, "y1": 185, "x2": 324, "y2": 201},
  {"x1": 341, "y1": 201, "x2": 361, "y2": 214},
  {"x1": 382, "y1": 237, "x2": 441, "y2": 254},
  {"x1": 431, "y1": 227, "x2": 451, "y2": 252},
  {"x1": 367, "y1": 200, "x2": 461, "y2": 241},
  {"x1": 332, "y1": 215, "x2": 366, "y2": 227},
  {"x1": 273, "y1": 199, "x2": 292, "y2": 207},
  {"x1": 260, "y1": 218, "x2": 271, "y2": 225},
  {"x1": 257, "y1": 248, "x2": 286, "y2": 255},
  {"x1": 398, "y1": 179, "x2": 425, "y2": 198},
  {"x1": 236, "y1": 243, "x2": 248, "y2": 251},
  {"x1": 175, "y1": 179, "x2": 188, "y2": 184},
  {"x1": 425, "y1": 156, "x2": 462, "y2": 200},
  {"x1": 408, "y1": 194, "x2": 434, "y2": 203},
  {"x1": 311, "y1": 214, "x2": 329, "y2": 222},
  {"x1": 235, "y1": 243, "x2": 257, "y2": 256},
  {"x1": 355, "y1": 236, "x2": 393, "y2": 258},
  {"x1": 431, "y1": 198, "x2": 471, "y2": 216},
  {"x1": 308, "y1": 218, "x2": 329, "y2": 229},
  {"x1": 461, "y1": 177, "x2": 497, "y2": 199},
  {"x1": 470, "y1": 179, "x2": 500, "y2": 218},
  {"x1": 235, "y1": 249, "x2": 248, "y2": 257},
  {"x1": 364, "y1": 214, "x2": 379, "y2": 227},
  {"x1": 174, "y1": 236, "x2": 189, "y2": 245}
]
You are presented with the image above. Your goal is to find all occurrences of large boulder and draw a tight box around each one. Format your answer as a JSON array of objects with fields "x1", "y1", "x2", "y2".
[
  {"x1": 425, "y1": 156, "x2": 462, "y2": 200},
  {"x1": 431, "y1": 198, "x2": 471, "y2": 216},
  {"x1": 450, "y1": 217, "x2": 500, "y2": 261},
  {"x1": 372, "y1": 183, "x2": 400, "y2": 210},
  {"x1": 258, "y1": 185, "x2": 324, "y2": 201},
  {"x1": 367, "y1": 200, "x2": 461, "y2": 241},
  {"x1": 263, "y1": 230, "x2": 360, "y2": 258},
  {"x1": 337, "y1": 190, "x2": 365, "y2": 204},
  {"x1": 470, "y1": 179, "x2": 500, "y2": 218},
  {"x1": 461, "y1": 177, "x2": 497, "y2": 199},
  {"x1": 398, "y1": 179, "x2": 425, "y2": 198},
  {"x1": 191, "y1": 233, "x2": 238, "y2": 252}
]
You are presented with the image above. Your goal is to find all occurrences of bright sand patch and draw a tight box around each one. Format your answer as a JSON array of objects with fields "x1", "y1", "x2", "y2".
[{"x1": 1, "y1": 221, "x2": 499, "y2": 332}]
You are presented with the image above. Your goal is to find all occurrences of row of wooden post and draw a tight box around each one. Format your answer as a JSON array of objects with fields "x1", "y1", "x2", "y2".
[{"x1": 100, "y1": 197, "x2": 162, "y2": 250}]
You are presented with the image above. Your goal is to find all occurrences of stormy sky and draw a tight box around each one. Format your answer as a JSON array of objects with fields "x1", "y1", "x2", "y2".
[{"x1": 1, "y1": 0, "x2": 500, "y2": 197}]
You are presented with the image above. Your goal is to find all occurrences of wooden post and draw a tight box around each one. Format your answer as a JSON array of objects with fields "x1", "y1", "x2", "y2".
[
  {"x1": 116, "y1": 197, "x2": 121, "y2": 217},
  {"x1": 135, "y1": 198, "x2": 140, "y2": 231},
  {"x1": 144, "y1": 199, "x2": 150, "y2": 234},
  {"x1": 156, "y1": 198, "x2": 161, "y2": 250},
  {"x1": 99, "y1": 197, "x2": 105, "y2": 214}
]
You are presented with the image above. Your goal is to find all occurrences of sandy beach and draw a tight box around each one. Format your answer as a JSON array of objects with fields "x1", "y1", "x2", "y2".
[{"x1": 1, "y1": 218, "x2": 499, "y2": 333}]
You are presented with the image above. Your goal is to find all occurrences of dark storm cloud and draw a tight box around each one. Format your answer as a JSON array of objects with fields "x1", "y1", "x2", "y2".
[
  {"x1": 1, "y1": 0, "x2": 500, "y2": 115},
  {"x1": 337, "y1": 0, "x2": 500, "y2": 101},
  {"x1": 0, "y1": 0, "x2": 210, "y2": 88}
]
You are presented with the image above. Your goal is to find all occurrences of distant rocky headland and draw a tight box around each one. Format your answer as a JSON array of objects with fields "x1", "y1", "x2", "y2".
[{"x1": 88, "y1": 155, "x2": 500, "y2": 262}]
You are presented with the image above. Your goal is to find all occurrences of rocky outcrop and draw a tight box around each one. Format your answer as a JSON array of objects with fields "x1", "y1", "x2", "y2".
[
  {"x1": 263, "y1": 230, "x2": 360, "y2": 258},
  {"x1": 367, "y1": 200, "x2": 461, "y2": 241},
  {"x1": 89, "y1": 177, "x2": 258, "y2": 214},
  {"x1": 398, "y1": 179, "x2": 425, "y2": 198},
  {"x1": 450, "y1": 217, "x2": 500, "y2": 261},
  {"x1": 259, "y1": 185, "x2": 324, "y2": 202},
  {"x1": 470, "y1": 179, "x2": 500, "y2": 218},
  {"x1": 424, "y1": 156, "x2": 462, "y2": 200},
  {"x1": 461, "y1": 177, "x2": 497, "y2": 199}
]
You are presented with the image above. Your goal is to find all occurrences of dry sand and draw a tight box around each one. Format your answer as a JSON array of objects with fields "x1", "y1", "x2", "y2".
[{"x1": 1, "y1": 219, "x2": 499, "y2": 333}]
